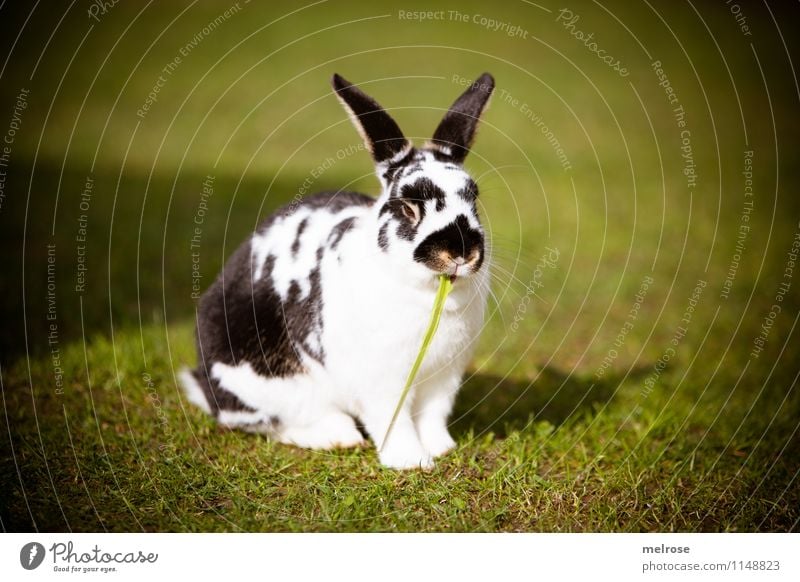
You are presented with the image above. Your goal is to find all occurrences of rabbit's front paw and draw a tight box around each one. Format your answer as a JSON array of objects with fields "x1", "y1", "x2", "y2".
[
  {"x1": 280, "y1": 413, "x2": 365, "y2": 450},
  {"x1": 421, "y1": 430, "x2": 456, "y2": 459},
  {"x1": 379, "y1": 443, "x2": 434, "y2": 470}
]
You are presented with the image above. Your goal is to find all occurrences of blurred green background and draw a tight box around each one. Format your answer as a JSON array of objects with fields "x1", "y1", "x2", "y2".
[{"x1": 1, "y1": 0, "x2": 798, "y2": 531}]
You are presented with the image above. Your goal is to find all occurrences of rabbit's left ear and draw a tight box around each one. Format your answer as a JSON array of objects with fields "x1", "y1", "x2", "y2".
[
  {"x1": 332, "y1": 74, "x2": 411, "y2": 165},
  {"x1": 429, "y1": 73, "x2": 495, "y2": 164}
]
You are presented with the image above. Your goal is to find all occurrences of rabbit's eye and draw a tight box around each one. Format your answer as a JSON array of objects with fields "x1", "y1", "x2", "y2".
[{"x1": 401, "y1": 200, "x2": 421, "y2": 224}]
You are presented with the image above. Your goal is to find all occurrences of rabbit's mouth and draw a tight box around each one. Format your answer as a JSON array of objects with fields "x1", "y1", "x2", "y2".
[
  {"x1": 416, "y1": 249, "x2": 483, "y2": 279},
  {"x1": 446, "y1": 256, "x2": 473, "y2": 282},
  {"x1": 417, "y1": 248, "x2": 483, "y2": 281},
  {"x1": 449, "y1": 261, "x2": 463, "y2": 283}
]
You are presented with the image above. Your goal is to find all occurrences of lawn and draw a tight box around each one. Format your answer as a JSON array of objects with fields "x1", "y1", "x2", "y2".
[{"x1": 1, "y1": 0, "x2": 798, "y2": 531}]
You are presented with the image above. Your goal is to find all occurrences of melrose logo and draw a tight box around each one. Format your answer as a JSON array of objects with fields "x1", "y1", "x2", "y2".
[{"x1": 20, "y1": 542, "x2": 46, "y2": 570}]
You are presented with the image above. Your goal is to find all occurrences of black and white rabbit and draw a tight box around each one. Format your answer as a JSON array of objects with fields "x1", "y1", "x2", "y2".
[{"x1": 180, "y1": 73, "x2": 495, "y2": 469}]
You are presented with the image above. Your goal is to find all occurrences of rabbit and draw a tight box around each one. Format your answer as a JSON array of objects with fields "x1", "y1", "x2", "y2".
[{"x1": 180, "y1": 73, "x2": 495, "y2": 469}]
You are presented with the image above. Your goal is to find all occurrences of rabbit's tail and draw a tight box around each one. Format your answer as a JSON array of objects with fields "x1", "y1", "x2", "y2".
[{"x1": 178, "y1": 367, "x2": 213, "y2": 415}]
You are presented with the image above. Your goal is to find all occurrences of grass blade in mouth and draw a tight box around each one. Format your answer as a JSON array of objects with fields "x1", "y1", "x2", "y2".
[{"x1": 380, "y1": 274, "x2": 454, "y2": 453}]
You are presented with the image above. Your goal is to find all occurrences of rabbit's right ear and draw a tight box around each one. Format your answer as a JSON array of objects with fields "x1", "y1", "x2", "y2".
[
  {"x1": 430, "y1": 73, "x2": 495, "y2": 164},
  {"x1": 332, "y1": 74, "x2": 411, "y2": 165}
]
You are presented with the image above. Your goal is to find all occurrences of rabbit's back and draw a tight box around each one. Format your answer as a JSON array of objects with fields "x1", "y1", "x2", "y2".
[{"x1": 196, "y1": 191, "x2": 374, "y2": 383}]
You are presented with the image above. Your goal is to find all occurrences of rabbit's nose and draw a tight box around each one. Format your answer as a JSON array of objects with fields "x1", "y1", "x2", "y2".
[
  {"x1": 443, "y1": 252, "x2": 466, "y2": 267},
  {"x1": 445, "y1": 248, "x2": 481, "y2": 271}
]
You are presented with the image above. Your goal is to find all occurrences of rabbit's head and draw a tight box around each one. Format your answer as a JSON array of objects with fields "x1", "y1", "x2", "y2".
[{"x1": 332, "y1": 73, "x2": 494, "y2": 282}]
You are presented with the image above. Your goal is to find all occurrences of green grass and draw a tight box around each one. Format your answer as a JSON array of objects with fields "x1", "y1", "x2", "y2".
[
  {"x1": 1, "y1": 0, "x2": 799, "y2": 531},
  {"x1": 3, "y1": 318, "x2": 797, "y2": 531}
]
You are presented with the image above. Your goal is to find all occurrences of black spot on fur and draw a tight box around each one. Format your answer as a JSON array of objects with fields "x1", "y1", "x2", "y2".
[
  {"x1": 291, "y1": 217, "x2": 308, "y2": 256},
  {"x1": 388, "y1": 178, "x2": 401, "y2": 200},
  {"x1": 396, "y1": 219, "x2": 415, "y2": 241},
  {"x1": 284, "y1": 261, "x2": 325, "y2": 362},
  {"x1": 457, "y1": 179, "x2": 478, "y2": 202},
  {"x1": 328, "y1": 217, "x2": 357, "y2": 250},
  {"x1": 382, "y1": 147, "x2": 416, "y2": 182},
  {"x1": 400, "y1": 162, "x2": 424, "y2": 181},
  {"x1": 401, "y1": 177, "x2": 446, "y2": 211},
  {"x1": 387, "y1": 151, "x2": 426, "y2": 193},
  {"x1": 378, "y1": 221, "x2": 390, "y2": 251},
  {"x1": 413, "y1": 215, "x2": 484, "y2": 272},
  {"x1": 428, "y1": 148, "x2": 455, "y2": 163},
  {"x1": 188, "y1": 367, "x2": 255, "y2": 417}
]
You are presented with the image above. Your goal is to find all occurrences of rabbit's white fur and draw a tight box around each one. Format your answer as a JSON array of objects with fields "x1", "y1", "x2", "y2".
[{"x1": 181, "y1": 73, "x2": 495, "y2": 469}]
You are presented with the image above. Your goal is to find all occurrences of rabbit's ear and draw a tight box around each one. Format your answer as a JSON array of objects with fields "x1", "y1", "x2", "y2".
[
  {"x1": 332, "y1": 74, "x2": 411, "y2": 165},
  {"x1": 429, "y1": 73, "x2": 495, "y2": 164}
]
